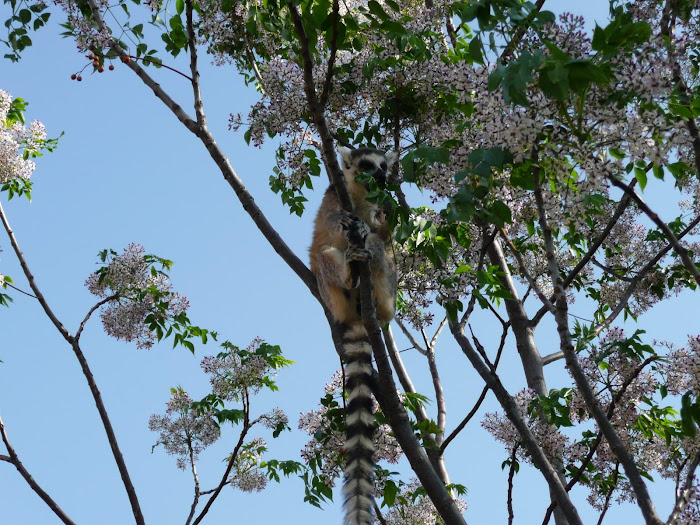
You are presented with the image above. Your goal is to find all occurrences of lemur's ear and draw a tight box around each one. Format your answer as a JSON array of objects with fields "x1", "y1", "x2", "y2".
[
  {"x1": 338, "y1": 146, "x2": 353, "y2": 165},
  {"x1": 385, "y1": 151, "x2": 399, "y2": 167}
]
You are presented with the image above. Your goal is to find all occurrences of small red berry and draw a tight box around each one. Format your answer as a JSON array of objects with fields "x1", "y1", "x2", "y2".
[
  {"x1": 77, "y1": 76, "x2": 83, "y2": 81},
  {"x1": 109, "y1": 64, "x2": 115, "y2": 71},
  {"x1": 71, "y1": 73, "x2": 77, "y2": 80},
  {"x1": 98, "y1": 66, "x2": 105, "y2": 73}
]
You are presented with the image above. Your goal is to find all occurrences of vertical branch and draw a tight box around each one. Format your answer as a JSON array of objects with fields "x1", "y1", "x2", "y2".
[
  {"x1": 507, "y1": 444, "x2": 519, "y2": 525},
  {"x1": 184, "y1": 433, "x2": 202, "y2": 525},
  {"x1": 185, "y1": 0, "x2": 206, "y2": 128},
  {"x1": 532, "y1": 171, "x2": 663, "y2": 525},
  {"x1": 0, "y1": 415, "x2": 76, "y2": 525}
]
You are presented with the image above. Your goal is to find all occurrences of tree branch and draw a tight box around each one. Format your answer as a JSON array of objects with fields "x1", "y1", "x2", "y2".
[
  {"x1": 76, "y1": 295, "x2": 119, "y2": 342},
  {"x1": 191, "y1": 393, "x2": 251, "y2": 525},
  {"x1": 0, "y1": 200, "x2": 145, "y2": 525},
  {"x1": 531, "y1": 179, "x2": 637, "y2": 328},
  {"x1": 533, "y1": 171, "x2": 663, "y2": 525},
  {"x1": 449, "y1": 323, "x2": 583, "y2": 525},
  {"x1": 441, "y1": 321, "x2": 508, "y2": 452},
  {"x1": 185, "y1": 0, "x2": 206, "y2": 127},
  {"x1": 607, "y1": 175, "x2": 700, "y2": 286},
  {"x1": 0, "y1": 414, "x2": 76, "y2": 525}
]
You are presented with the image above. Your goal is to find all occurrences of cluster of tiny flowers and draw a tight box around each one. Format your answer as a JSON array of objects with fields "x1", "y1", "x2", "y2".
[
  {"x1": 228, "y1": 437, "x2": 269, "y2": 493},
  {"x1": 259, "y1": 407, "x2": 288, "y2": 430},
  {"x1": 298, "y1": 372, "x2": 401, "y2": 487},
  {"x1": 662, "y1": 335, "x2": 700, "y2": 396},
  {"x1": 148, "y1": 389, "x2": 220, "y2": 470},
  {"x1": 481, "y1": 389, "x2": 567, "y2": 464},
  {"x1": 0, "y1": 90, "x2": 47, "y2": 183},
  {"x1": 379, "y1": 478, "x2": 467, "y2": 525},
  {"x1": 59, "y1": 0, "x2": 113, "y2": 52},
  {"x1": 200, "y1": 337, "x2": 273, "y2": 396},
  {"x1": 85, "y1": 244, "x2": 189, "y2": 349}
]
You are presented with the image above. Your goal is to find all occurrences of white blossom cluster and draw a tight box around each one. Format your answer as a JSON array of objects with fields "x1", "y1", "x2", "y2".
[
  {"x1": 148, "y1": 388, "x2": 221, "y2": 471},
  {"x1": 378, "y1": 478, "x2": 467, "y2": 525},
  {"x1": 481, "y1": 389, "x2": 568, "y2": 465},
  {"x1": 0, "y1": 90, "x2": 47, "y2": 184},
  {"x1": 200, "y1": 337, "x2": 276, "y2": 396},
  {"x1": 298, "y1": 371, "x2": 401, "y2": 487},
  {"x1": 228, "y1": 437, "x2": 269, "y2": 493},
  {"x1": 58, "y1": 0, "x2": 113, "y2": 52},
  {"x1": 85, "y1": 243, "x2": 189, "y2": 349}
]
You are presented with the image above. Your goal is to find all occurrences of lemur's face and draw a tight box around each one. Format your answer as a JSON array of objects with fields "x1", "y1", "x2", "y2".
[{"x1": 339, "y1": 147, "x2": 398, "y2": 189}]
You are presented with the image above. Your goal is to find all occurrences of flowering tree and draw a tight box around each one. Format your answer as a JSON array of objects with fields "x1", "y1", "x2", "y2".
[{"x1": 2, "y1": 0, "x2": 700, "y2": 524}]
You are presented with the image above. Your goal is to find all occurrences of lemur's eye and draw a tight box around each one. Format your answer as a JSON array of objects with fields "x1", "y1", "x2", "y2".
[{"x1": 380, "y1": 162, "x2": 387, "y2": 171}]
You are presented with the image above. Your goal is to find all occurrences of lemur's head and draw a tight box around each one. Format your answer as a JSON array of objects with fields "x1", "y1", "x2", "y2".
[{"x1": 339, "y1": 147, "x2": 399, "y2": 189}]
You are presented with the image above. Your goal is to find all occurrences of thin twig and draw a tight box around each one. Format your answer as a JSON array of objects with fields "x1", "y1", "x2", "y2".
[
  {"x1": 191, "y1": 392, "x2": 251, "y2": 525},
  {"x1": 441, "y1": 321, "x2": 509, "y2": 452},
  {"x1": 395, "y1": 317, "x2": 427, "y2": 355},
  {"x1": 507, "y1": 444, "x2": 519, "y2": 525},
  {"x1": 76, "y1": 295, "x2": 118, "y2": 341},
  {"x1": 5, "y1": 282, "x2": 37, "y2": 298}
]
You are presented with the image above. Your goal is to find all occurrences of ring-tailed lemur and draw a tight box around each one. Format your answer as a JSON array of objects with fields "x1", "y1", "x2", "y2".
[{"x1": 309, "y1": 146, "x2": 398, "y2": 525}]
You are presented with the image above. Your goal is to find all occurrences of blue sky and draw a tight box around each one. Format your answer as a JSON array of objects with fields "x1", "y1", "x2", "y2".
[{"x1": 0, "y1": 1, "x2": 696, "y2": 524}]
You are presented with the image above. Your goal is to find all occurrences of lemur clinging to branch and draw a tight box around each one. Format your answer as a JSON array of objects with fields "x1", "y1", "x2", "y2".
[{"x1": 309, "y1": 146, "x2": 398, "y2": 525}]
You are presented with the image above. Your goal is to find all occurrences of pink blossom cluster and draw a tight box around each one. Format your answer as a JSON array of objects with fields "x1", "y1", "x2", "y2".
[
  {"x1": 199, "y1": 337, "x2": 275, "y2": 396},
  {"x1": 85, "y1": 243, "x2": 189, "y2": 349},
  {"x1": 298, "y1": 371, "x2": 401, "y2": 487},
  {"x1": 148, "y1": 388, "x2": 221, "y2": 470},
  {"x1": 0, "y1": 90, "x2": 47, "y2": 184}
]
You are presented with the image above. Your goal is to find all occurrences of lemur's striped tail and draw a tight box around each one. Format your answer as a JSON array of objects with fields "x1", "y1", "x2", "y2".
[{"x1": 342, "y1": 324, "x2": 376, "y2": 525}]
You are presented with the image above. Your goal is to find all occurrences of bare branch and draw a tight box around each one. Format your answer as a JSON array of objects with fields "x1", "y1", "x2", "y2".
[
  {"x1": 5, "y1": 282, "x2": 37, "y2": 298},
  {"x1": 0, "y1": 414, "x2": 76, "y2": 525},
  {"x1": 395, "y1": 317, "x2": 427, "y2": 355},
  {"x1": 542, "y1": 351, "x2": 564, "y2": 365},
  {"x1": 0, "y1": 201, "x2": 73, "y2": 341},
  {"x1": 382, "y1": 325, "x2": 430, "y2": 424},
  {"x1": 0, "y1": 200, "x2": 145, "y2": 525},
  {"x1": 441, "y1": 321, "x2": 509, "y2": 452},
  {"x1": 607, "y1": 175, "x2": 700, "y2": 286},
  {"x1": 76, "y1": 295, "x2": 119, "y2": 342}
]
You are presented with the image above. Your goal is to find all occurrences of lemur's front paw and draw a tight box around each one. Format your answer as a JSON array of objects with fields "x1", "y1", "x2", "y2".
[
  {"x1": 346, "y1": 245, "x2": 372, "y2": 263},
  {"x1": 337, "y1": 210, "x2": 359, "y2": 231},
  {"x1": 341, "y1": 217, "x2": 369, "y2": 244}
]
